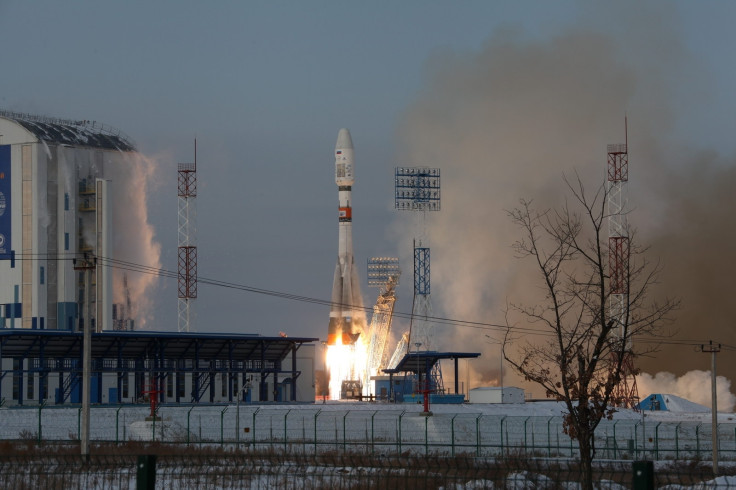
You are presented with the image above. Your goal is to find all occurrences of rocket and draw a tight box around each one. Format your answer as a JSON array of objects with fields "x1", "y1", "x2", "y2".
[{"x1": 327, "y1": 129, "x2": 365, "y2": 346}]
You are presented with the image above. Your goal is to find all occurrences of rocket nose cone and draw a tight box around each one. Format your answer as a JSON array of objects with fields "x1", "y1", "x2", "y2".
[{"x1": 335, "y1": 128, "x2": 353, "y2": 150}]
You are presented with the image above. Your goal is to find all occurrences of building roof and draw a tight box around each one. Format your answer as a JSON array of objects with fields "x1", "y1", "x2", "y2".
[
  {"x1": 383, "y1": 351, "x2": 481, "y2": 374},
  {"x1": 0, "y1": 329, "x2": 317, "y2": 362},
  {"x1": 637, "y1": 393, "x2": 710, "y2": 413},
  {"x1": 0, "y1": 110, "x2": 135, "y2": 152}
]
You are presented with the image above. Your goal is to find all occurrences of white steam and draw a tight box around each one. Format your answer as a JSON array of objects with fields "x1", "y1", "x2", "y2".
[
  {"x1": 107, "y1": 151, "x2": 162, "y2": 328},
  {"x1": 392, "y1": 4, "x2": 736, "y2": 397},
  {"x1": 637, "y1": 371, "x2": 736, "y2": 412}
]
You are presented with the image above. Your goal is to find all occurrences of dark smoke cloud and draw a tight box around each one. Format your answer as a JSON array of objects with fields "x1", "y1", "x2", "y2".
[{"x1": 391, "y1": 7, "x2": 736, "y2": 399}]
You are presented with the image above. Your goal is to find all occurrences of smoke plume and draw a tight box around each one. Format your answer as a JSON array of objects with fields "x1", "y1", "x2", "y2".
[
  {"x1": 392, "y1": 5, "x2": 736, "y2": 402},
  {"x1": 637, "y1": 371, "x2": 736, "y2": 412},
  {"x1": 107, "y1": 152, "x2": 162, "y2": 328}
]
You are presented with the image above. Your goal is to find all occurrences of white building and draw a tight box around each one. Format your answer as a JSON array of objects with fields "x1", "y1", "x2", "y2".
[
  {"x1": 0, "y1": 110, "x2": 134, "y2": 332},
  {"x1": 469, "y1": 386, "x2": 525, "y2": 404}
]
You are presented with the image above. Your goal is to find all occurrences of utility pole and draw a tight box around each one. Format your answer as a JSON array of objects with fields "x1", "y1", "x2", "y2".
[
  {"x1": 74, "y1": 254, "x2": 96, "y2": 458},
  {"x1": 700, "y1": 340, "x2": 721, "y2": 475}
]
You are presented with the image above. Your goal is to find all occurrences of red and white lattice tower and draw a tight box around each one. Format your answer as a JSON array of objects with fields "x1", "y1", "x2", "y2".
[
  {"x1": 607, "y1": 122, "x2": 639, "y2": 408},
  {"x1": 177, "y1": 141, "x2": 198, "y2": 332}
]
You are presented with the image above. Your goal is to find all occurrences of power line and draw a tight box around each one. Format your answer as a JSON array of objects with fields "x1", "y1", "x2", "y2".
[{"x1": 3, "y1": 252, "x2": 728, "y2": 348}]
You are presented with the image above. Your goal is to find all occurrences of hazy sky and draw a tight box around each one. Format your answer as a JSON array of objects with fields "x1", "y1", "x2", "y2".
[{"x1": 2, "y1": 1, "x2": 736, "y2": 389}]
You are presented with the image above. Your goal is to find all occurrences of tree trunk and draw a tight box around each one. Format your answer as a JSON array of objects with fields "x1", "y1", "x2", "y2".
[{"x1": 578, "y1": 434, "x2": 594, "y2": 490}]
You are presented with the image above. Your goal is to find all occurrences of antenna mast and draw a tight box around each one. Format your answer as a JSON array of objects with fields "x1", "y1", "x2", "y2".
[
  {"x1": 177, "y1": 140, "x2": 198, "y2": 332},
  {"x1": 607, "y1": 120, "x2": 639, "y2": 408}
]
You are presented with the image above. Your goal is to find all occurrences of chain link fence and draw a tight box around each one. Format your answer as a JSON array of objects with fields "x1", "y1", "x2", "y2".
[
  {"x1": 1, "y1": 404, "x2": 734, "y2": 462},
  {"x1": 0, "y1": 450, "x2": 734, "y2": 489}
]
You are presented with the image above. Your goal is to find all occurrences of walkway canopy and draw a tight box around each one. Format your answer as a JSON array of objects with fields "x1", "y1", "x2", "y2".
[
  {"x1": 383, "y1": 351, "x2": 481, "y2": 396},
  {"x1": 0, "y1": 329, "x2": 318, "y2": 404}
]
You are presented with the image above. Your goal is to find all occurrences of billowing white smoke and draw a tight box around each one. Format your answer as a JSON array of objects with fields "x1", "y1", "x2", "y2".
[
  {"x1": 392, "y1": 4, "x2": 736, "y2": 401},
  {"x1": 638, "y1": 371, "x2": 736, "y2": 412},
  {"x1": 106, "y1": 152, "x2": 162, "y2": 328}
]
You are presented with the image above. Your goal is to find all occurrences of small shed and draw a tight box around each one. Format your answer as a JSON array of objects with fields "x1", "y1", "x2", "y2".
[{"x1": 469, "y1": 387, "x2": 525, "y2": 404}]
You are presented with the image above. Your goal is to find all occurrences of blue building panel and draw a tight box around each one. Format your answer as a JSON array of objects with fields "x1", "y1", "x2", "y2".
[{"x1": 0, "y1": 145, "x2": 10, "y2": 256}]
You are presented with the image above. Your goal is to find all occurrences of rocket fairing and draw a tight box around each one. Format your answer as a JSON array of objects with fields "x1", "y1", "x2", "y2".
[{"x1": 327, "y1": 129, "x2": 365, "y2": 346}]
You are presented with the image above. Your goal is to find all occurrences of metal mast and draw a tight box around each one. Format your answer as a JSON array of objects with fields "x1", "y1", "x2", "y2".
[
  {"x1": 177, "y1": 141, "x2": 198, "y2": 333},
  {"x1": 607, "y1": 121, "x2": 639, "y2": 408}
]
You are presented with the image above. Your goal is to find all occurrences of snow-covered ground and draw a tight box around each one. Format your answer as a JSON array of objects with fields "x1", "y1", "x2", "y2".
[{"x1": 2, "y1": 400, "x2": 736, "y2": 489}]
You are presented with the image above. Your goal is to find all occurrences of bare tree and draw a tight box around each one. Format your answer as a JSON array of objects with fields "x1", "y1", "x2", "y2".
[{"x1": 503, "y1": 175, "x2": 677, "y2": 490}]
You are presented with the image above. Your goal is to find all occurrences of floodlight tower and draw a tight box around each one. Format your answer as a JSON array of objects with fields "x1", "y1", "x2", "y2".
[
  {"x1": 394, "y1": 167, "x2": 440, "y2": 352},
  {"x1": 607, "y1": 122, "x2": 639, "y2": 408},
  {"x1": 177, "y1": 141, "x2": 198, "y2": 333},
  {"x1": 395, "y1": 167, "x2": 442, "y2": 395}
]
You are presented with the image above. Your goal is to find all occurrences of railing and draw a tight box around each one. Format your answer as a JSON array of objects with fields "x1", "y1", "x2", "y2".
[
  {"x1": 607, "y1": 143, "x2": 628, "y2": 154},
  {"x1": 0, "y1": 405, "x2": 735, "y2": 465}
]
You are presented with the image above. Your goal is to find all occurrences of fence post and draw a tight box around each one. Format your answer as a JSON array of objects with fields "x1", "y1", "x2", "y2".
[
  {"x1": 634, "y1": 423, "x2": 639, "y2": 460},
  {"x1": 425, "y1": 415, "x2": 428, "y2": 455},
  {"x1": 655, "y1": 423, "x2": 661, "y2": 460},
  {"x1": 314, "y1": 409, "x2": 321, "y2": 454},
  {"x1": 77, "y1": 407, "x2": 82, "y2": 440},
  {"x1": 343, "y1": 410, "x2": 350, "y2": 452},
  {"x1": 613, "y1": 420, "x2": 618, "y2": 459},
  {"x1": 675, "y1": 423, "x2": 680, "y2": 459},
  {"x1": 547, "y1": 417, "x2": 552, "y2": 457},
  {"x1": 284, "y1": 409, "x2": 291, "y2": 451},
  {"x1": 136, "y1": 455, "x2": 157, "y2": 490},
  {"x1": 475, "y1": 414, "x2": 483, "y2": 457},
  {"x1": 252, "y1": 407, "x2": 260, "y2": 449},
  {"x1": 523, "y1": 416, "x2": 530, "y2": 452},
  {"x1": 220, "y1": 406, "x2": 229, "y2": 446},
  {"x1": 371, "y1": 411, "x2": 377, "y2": 456},
  {"x1": 116, "y1": 405, "x2": 123, "y2": 444},
  {"x1": 696, "y1": 424, "x2": 701, "y2": 459},
  {"x1": 37, "y1": 401, "x2": 46, "y2": 445},
  {"x1": 451, "y1": 414, "x2": 458, "y2": 457},
  {"x1": 500, "y1": 416, "x2": 506, "y2": 457},
  {"x1": 186, "y1": 405, "x2": 195, "y2": 445},
  {"x1": 398, "y1": 411, "x2": 406, "y2": 454}
]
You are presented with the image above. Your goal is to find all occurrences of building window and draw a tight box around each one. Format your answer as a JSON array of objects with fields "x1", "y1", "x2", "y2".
[
  {"x1": 167, "y1": 374, "x2": 173, "y2": 398},
  {"x1": 64, "y1": 233, "x2": 69, "y2": 251},
  {"x1": 40, "y1": 266, "x2": 45, "y2": 285},
  {"x1": 177, "y1": 372, "x2": 185, "y2": 398},
  {"x1": 27, "y1": 372, "x2": 34, "y2": 400},
  {"x1": 64, "y1": 193, "x2": 69, "y2": 211},
  {"x1": 12, "y1": 360, "x2": 20, "y2": 400}
]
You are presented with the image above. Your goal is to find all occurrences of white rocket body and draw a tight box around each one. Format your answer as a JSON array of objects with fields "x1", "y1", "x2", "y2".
[{"x1": 327, "y1": 128, "x2": 364, "y2": 345}]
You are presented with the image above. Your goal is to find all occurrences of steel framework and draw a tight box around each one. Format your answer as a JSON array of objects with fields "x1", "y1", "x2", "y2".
[
  {"x1": 178, "y1": 142, "x2": 198, "y2": 332},
  {"x1": 362, "y1": 259, "x2": 400, "y2": 396},
  {"x1": 607, "y1": 128, "x2": 639, "y2": 409}
]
